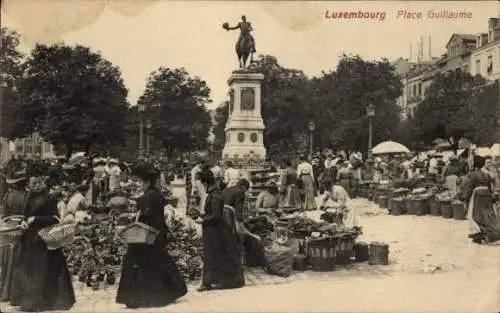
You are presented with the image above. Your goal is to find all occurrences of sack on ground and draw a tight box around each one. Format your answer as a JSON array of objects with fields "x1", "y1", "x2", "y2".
[{"x1": 263, "y1": 242, "x2": 293, "y2": 277}]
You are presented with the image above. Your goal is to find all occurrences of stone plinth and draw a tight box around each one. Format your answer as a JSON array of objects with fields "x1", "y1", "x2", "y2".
[{"x1": 222, "y1": 71, "x2": 267, "y2": 160}]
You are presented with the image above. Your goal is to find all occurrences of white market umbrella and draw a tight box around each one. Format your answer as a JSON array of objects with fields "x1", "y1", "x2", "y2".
[
  {"x1": 372, "y1": 141, "x2": 410, "y2": 155},
  {"x1": 491, "y1": 143, "x2": 500, "y2": 156}
]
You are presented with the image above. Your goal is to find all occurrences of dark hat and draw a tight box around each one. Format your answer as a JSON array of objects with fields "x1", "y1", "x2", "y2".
[
  {"x1": 6, "y1": 170, "x2": 27, "y2": 184},
  {"x1": 132, "y1": 163, "x2": 159, "y2": 182},
  {"x1": 26, "y1": 163, "x2": 46, "y2": 178}
]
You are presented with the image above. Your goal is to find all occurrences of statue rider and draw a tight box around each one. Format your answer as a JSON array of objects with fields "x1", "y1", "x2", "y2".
[{"x1": 225, "y1": 15, "x2": 256, "y2": 53}]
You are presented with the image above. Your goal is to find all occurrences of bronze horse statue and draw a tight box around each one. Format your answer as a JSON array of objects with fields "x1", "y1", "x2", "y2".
[{"x1": 235, "y1": 34, "x2": 254, "y2": 69}]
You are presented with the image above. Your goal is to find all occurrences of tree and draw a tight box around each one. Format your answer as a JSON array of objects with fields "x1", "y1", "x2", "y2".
[
  {"x1": 12, "y1": 43, "x2": 130, "y2": 158},
  {"x1": 212, "y1": 101, "x2": 229, "y2": 152},
  {"x1": 0, "y1": 27, "x2": 24, "y2": 138},
  {"x1": 311, "y1": 54, "x2": 403, "y2": 153},
  {"x1": 412, "y1": 70, "x2": 486, "y2": 152},
  {"x1": 468, "y1": 80, "x2": 500, "y2": 146},
  {"x1": 250, "y1": 55, "x2": 312, "y2": 157},
  {"x1": 138, "y1": 67, "x2": 212, "y2": 157}
]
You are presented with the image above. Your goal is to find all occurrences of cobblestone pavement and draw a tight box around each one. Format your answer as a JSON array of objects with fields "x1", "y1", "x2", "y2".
[{"x1": 2, "y1": 198, "x2": 500, "y2": 312}]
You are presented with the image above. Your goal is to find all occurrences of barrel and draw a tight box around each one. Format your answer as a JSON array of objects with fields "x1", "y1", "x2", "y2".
[
  {"x1": 369, "y1": 242, "x2": 389, "y2": 265},
  {"x1": 405, "y1": 198, "x2": 416, "y2": 214},
  {"x1": 390, "y1": 198, "x2": 405, "y2": 215},
  {"x1": 414, "y1": 198, "x2": 430, "y2": 215},
  {"x1": 377, "y1": 196, "x2": 389, "y2": 209},
  {"x1": 292, "y1": 254, "x2": 308, "y2": 271},
  {"x1": 354, "y1": 242, "x2": 370, "y2": 262},
  {"x1": 429, "y1": 196, "x2": 441, "y2": 216},
  {"x1": 440, "y1": 201, "x2": 453, "y2": 218},
  {"x1": 451, "y1": 200, "x2": 467, "y2": 220}
]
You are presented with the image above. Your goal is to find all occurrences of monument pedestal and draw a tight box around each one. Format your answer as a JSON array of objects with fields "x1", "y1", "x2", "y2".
[{"x1": 222, "y1": 71, "x2": 267, "y2": 160}]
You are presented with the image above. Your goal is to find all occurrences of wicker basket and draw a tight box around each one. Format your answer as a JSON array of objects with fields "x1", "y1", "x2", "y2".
[
  {"x1": 440, "y1": 201, "x2": 453, "y2": 218},
  {"x1": 0, "y1": 215, "x2": 25, "y2": 247},
  {"x1": 369, "y1": 241, "x2": 389, "y2": 265},
  {"x1": 354, "y1": 242, "x2": 370, "y2": 262},
  {"x1": 307, "y1": 237, "x2": 337, "y2": 271},
  {"x1": 38, "y1": 222, "x2": 77, "y2": 250},
  {"x1": 119, "y1": 211, "x2": 159, "y2": 245},
  {"x1": 292, "y1": 254, "x2": 308, "y2": 271}
]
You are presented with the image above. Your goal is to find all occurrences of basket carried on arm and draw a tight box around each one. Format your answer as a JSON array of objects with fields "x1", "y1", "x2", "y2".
[
  {"x1": 38, "y1": 217, "x2": 77, "y2": 250},
  {"x1": 0, "y1": 215, "x2": 26, "y2": 247},
  {"x1": 118, "y1": 211, "x2": 159, "y2": 245}
]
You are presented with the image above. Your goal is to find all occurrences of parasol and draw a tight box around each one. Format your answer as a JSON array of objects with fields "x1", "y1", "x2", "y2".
[
  {"x1": 372, "y1": 141, "x2": 410, "y2": 155},
  {"x1": 490, "y1": 143, "x2": 500, "y2": 156}
]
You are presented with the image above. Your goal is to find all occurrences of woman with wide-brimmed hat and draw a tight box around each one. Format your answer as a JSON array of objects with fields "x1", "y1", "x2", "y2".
[
  {"x1": 116, "y1": 163, "x2": 187, "y2": 308},
  {"x1": 255, "y1": 180, "x2": 279, "y2": 213},
  {"x1": 0, "y1": 170, "x2": 28, "y2": 302},
  {"x1": 10, "y1": 164, "x2": 75, "y2": 311}
]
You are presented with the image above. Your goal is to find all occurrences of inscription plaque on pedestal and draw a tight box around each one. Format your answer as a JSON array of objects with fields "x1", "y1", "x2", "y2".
[{"x1": 241, "y1": 87, "x2": 255, "y2": 111}]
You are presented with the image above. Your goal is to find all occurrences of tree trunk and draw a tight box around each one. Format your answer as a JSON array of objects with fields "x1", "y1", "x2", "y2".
[
  {"x1": 84, "y1": 142, "x2": 91, "y2": 155},
  {"x1": 65, "y1": 142, "x2": 73, "y2": 160}
]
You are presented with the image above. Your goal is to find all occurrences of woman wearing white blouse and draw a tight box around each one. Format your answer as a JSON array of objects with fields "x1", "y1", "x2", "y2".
[{"x1": 297, "y1": 155, "x2": 317, "y2": 211}]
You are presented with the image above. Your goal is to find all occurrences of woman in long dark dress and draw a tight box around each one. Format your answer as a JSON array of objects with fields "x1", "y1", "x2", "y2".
[
  {"x1": 0, "y1": 171, "x2": 28, "y2": 302},
  {"x1": 458, "y1": 157, "x2": 500, "y2": 244},
  {"x1": 116, "y1": 164, "x2": 187, "y2": 308},
  {"x1": 10, "y1": 167, "x2": 75, "y2": 311},
  {"x1": 198, "y1": 175, "x2": 245, "y2": 292}
]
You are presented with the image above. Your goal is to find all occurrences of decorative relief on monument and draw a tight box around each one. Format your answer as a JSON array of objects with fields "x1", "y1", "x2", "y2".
[
  {"x1": 226, "y1": 132, "x2": 230, "y2": 142},
  {"x1": 240, "y1": 87, "x2": 255, "y2": 111},
  {"x1": 229, "y1": 88, "x2": 234, "y2": 113},
  {"x1": 237, "y1": 132, "x2": 245, "y2": 143},
  {"x1": 250, "y1": 133, "x2": 258, "y2": 143}
]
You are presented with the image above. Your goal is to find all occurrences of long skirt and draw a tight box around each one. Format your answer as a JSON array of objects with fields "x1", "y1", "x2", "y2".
[
  {"x1": 10, "y1": 230, "x2": 75, "y2": 311},
  {"x1": 116, "y1": 244, "x2": 187, "y2": 308},
  {"x1": 300, "y1": 175, "x2": 317, "y2": 211},
  {"x1": 468, "y1": 186, "x2": 500, "y2": 242},
  {"x1": 0, "y1": 241, "x2": 20, "y2": 301},
  {"x1": 202, "y1": 221, "x2": 245, "y2": 289},
  {"x1": 281, "y1": 184, "x2": 302, "y2": 209},
  {"x1": 445, "y1": 175, "x2": 459, "y2": 195},
  {"x1": 338, "y1": 179, "x2": 351, "y2": 198}
]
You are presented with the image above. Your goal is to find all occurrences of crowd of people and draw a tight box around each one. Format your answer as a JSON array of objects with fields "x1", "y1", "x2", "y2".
[{"x1": 0, "y1": 147, "x2": 498, "y2": 311}]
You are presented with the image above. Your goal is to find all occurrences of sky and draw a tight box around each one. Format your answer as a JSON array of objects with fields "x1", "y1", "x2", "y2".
[{"x1": 2, "y1": 0, "x2": 499, "y2": 110}]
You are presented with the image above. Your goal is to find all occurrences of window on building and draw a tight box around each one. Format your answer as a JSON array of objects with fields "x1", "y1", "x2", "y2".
[
  {"x1": 413, "y1": 84, "x2": 416, "y2": 97},
  {"x1": 475, "y1": 60, "x2": 481, "y2": 74},
  {"x1": 487, "y1": 55, "x2": 493, "y2": 75},
  {"x1": 16, "y1": 144, "x2": 23, "y2": 153},
  {"x1": 418, "y1": 83, "x2": 422, "y2": 96}
]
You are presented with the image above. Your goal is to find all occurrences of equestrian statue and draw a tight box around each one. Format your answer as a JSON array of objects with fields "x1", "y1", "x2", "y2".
[{"x1": 223, "y1": 15, "x2": 257, "y2": 69}]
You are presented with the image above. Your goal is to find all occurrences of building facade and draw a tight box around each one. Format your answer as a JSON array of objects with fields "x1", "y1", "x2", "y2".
[
  {"x1": 470, "y1": 18, "x2": 500, "y2": 80},
  {"x1": 0, "y1": 132, "x2": 55, "y2": 164}
]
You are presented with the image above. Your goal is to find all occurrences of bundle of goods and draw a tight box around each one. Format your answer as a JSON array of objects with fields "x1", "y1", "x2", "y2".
[
  {"x1": 389, "y1": 187, "x2": 409, "y2": 215},
  {"x1": 406, "y1": 188, "x2": 432, "y2": 215},
  {"x1": 245, "y1": 215, "x2": 275, "y2": 241},
  {"x1": 284, "y1": 214, "x2": 321, "y2": 239},
  {"x1": 263, "y1": 241, "x2": 294, "y2": 277},
  {"x1": 435, "y1": 190, "x2": 455, "y2": 218}
]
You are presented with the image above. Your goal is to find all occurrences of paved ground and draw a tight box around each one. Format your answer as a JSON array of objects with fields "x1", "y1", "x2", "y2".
[{"x1": 2, "y1": 198, "x2": 500, "y2": 313}]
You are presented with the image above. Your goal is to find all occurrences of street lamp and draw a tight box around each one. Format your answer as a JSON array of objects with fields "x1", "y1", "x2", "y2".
[
  {"x1": 138, "y1": 103, "x2": 145, "y2": 157},
  {"x1": 146, "y1": 119, "x2": 152, "y2": 156},
  {"x1": 308, "y1": 120, "x2": 316, "y2": 160},
  {"x1": 366, "y1": 104, "x2": 375, "y2": 157}
]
